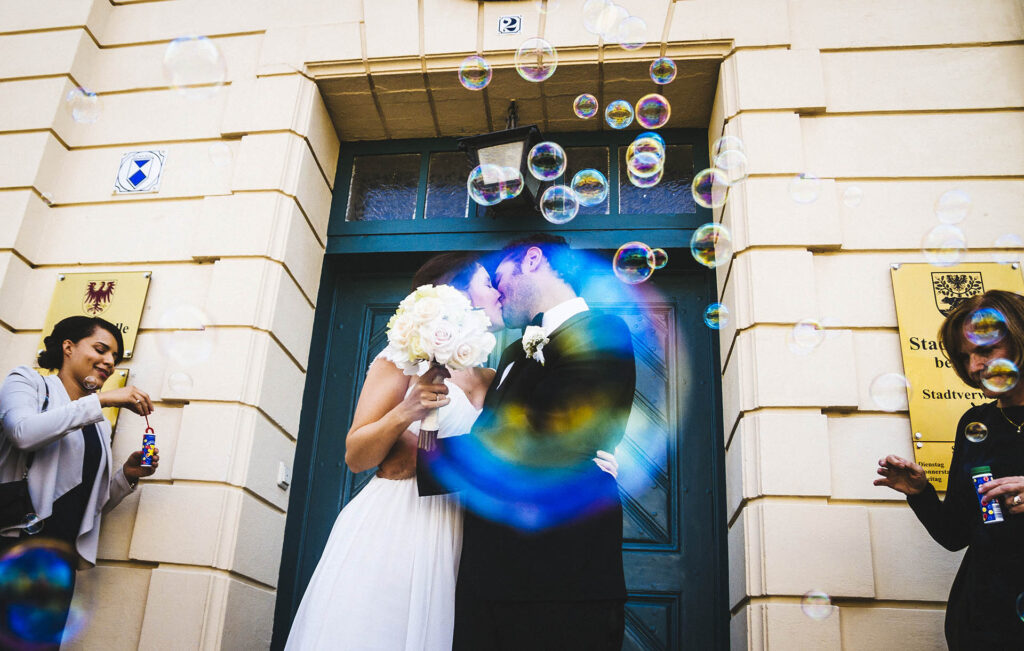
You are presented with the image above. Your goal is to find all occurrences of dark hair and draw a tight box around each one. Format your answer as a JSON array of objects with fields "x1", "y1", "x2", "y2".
[
  {"x1": 37, "y1": 316, "x2": 125, "y2": 370},
  {"x1": 411, "y1": 252, "x2": 480, "y2": 292},
  {"x1": 939, "y1": 289, "x2": 1024, "y2": 388},
  {"x1": 496, "y1": 233, "x2": 581, "y2": 292}
]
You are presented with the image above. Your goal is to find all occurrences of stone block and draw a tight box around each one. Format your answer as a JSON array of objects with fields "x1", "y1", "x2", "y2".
[
  {"x1": 668, "y1": 0, "x2": 791, "y2": 48},
  {"x1": 0, "y1": 78, "x2": 64, "y2": 133},
  {"x1": 724, "y1": 177, "x2": 842, "y2": 254},
  {"x1": 97, "y1": 489, "x2": 141, "y2": 562},
  {"x1": 727, "y1": 112, "x2": 805, "y2": 176},
  {"x1": 423, "y1": 0, "x2": 477, "y2": 56},
  {"x1": 65, "y1": 565, "x2": 150, "y2": 651},
  {"x1": 130, "y1": 484, "x2": 236, "y2": 567},
  {"x1": 0, "y1": 30, "x2": 87, "y2": 79},
  {"x1": 867, "y1": 507, "x2": 964, "y2": 602},
  {"x1": 738, "y1": 410, "x2": 832, "y2": 503},
  {"x1": 220, "y1": 578, "x2": 275, "y2": 650},
  {"x1": 729, "y1": 249, "x2": 820, "y2": 329},
  {"x1": 365, "y1": 0, "x2": 418, "y2": 59},
  {"x1": 839, "y1": 605, "x2": 947, "y2": 650},
  {"x1": 851, "y1": 330, "x2": 909, "y2": 413},
  {"x1": 828, "y1": 414, "x2": 914, "y2": 502},
  {"x1": 814, "y1": 253, "x2": 900, "y2": 329},
  {"x1": 233, "y1": 493, "x2": 286, "y2": 587},
  {"x1": 726, "y1": 48, "x2": 826, "y2": 117},
  {"x1": 0, "y1": 0, "x2": 94, "y2": 33},
  {"x1": 138, "y1": 567, "x2": 217, "y2": 650}
]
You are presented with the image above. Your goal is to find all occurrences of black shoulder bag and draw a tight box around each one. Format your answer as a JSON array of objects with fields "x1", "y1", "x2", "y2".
[{"x1": 0, "y1": 381, "x2": 46, "y2": 528}]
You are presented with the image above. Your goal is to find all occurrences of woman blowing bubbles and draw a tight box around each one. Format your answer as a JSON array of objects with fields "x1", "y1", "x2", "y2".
[{"x1": 875, "y1": 290, "x2": 1024, "y2": 648}]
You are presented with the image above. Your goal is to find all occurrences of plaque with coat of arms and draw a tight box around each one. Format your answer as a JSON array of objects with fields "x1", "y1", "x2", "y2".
[{"x1": 38, "y1": 272, "x2": 151, "y2": 360}]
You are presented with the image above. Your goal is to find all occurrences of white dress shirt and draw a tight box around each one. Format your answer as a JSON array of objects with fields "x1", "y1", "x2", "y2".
[{"x1": 497, "y1": 297, "x2": 589, "y2": 388}]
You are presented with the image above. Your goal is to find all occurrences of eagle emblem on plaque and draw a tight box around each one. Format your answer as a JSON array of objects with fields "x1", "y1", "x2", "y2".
[
  {"x1": 931, "y1": 272, "x2": 984, "y2": 316},
  {"x1": 83, "y1": 281, "x2": 116, "y2": 316}
]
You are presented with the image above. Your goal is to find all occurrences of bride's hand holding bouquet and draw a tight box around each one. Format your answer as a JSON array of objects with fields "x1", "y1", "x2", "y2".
[{"x1": 382, "y1": 284, "x2": 495, "y2": 450}]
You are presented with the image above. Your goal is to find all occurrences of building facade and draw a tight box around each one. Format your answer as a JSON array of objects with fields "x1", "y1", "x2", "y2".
[{"x1": 0, "y1": 0, "x2": 1022, "y2": 648}]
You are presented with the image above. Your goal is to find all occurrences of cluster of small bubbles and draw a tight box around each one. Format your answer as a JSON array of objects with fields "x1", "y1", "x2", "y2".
[
  {"x1": 528, "y1": 142, "x2": 567, "y2": 181},
  {"x1": 921, "y1": 224, "x2": 966, "y2": 267},
  {"x1": 616, "y1": 16, "x2": 647, "y2": 50},
  {"x1": 156, "y1": 304, "x2": 215, "y2": 367},
  {"x1": 628, "y1": 168, "x2": 663, "y2": 189},
  {"x1": 789, "y1": 173, "x2": 821, "y2": 204},
  {"x1": 65, "y1": 87, "x2": 102, "y2": 124},
  {"x1": 208, "y1": 142, "x2": 232, "y2": 167},
  {"x1": 992, "y1": 233, "x2": 1023, "y2": 264},
  {"x1": 965, "y1": 308, "x2": 1006, "y2": 347},
  {"x1": 22, "y1": 514, "x2": 43, "y2": 536},
  {"x1": 801, "y1": 591, "x2": 834, "y2": 621},
  {"x1": 0, "y1": 540, "x2": 77, "y2": 647},
  {"x1": 788, "y1": 319, "x2": 825, "y2": 355},
  {"x1": 651, "y1": 248, "x2": 668, "y2": 269},
  {"x1": 869, "y1": 373, "x2": 911, "y2": 412},
  {"x1": 713, "y1": 149, "x2": 748, "y2": 186},
  {"x1": 650, "y1": 57, "x2": 677, "y2": 84},
  {"x1": 82, "y1": 376, "x2": 101, "y2": 392},
  {"x1": 635, "y1": 93, "x2": 670, "y2": 129},
  {"x1": 500, "y1": 167, "x2": 524, "y2": 200},
  {"x1": 711, "y1": 135, "x2": 744, "y2": 158},
  {"x1": 981, "y1": 358, "x2": 1019, "y2": 394},
  {"x1": 689, "y1": 223, "x2": 733, "y2": 269},
  {"x1": 703, "y1": 302, "x2": 728, "y2": 329},
  {"x1": 573, "y1": 93, "x2": 599, "y2": 119},
  {"x1": 605, "y1": 100, "x2": 634, "y2": 129},
  {"x1": 935, "y1": 189, "x2": 971, "y2": 225},
  {"x1": 691, "y1": 168, "x2": 729, "y2": 209},
  {"x1": 612, "y1": 242, "x2": 655, "y2": 284},
  {"x1": 539, "y1": 185, "x2": 579, "y2": 224},
  {"x1": 163, "y1": 35, "x2": 228, "y2": 97},
  {"x1": 468, "y1": 164, "x2": 505, "y2": 206},
  {"x1": 515, "y1": 37, "x2": 558, "y2": 83},
  {"x1": 571, "y1": 169, "x2": 609, "y2": 206},
  {"x1": 842, "y1": 186, "x2": 864, "y2": 208},
  {"x1": 965, "y1": 422, "x2": 989, "y2": 444},
  {"x1": 168, "y1": 371, "x2": 194, "y2": 393},
  {"x1": 458, "y1": 55, "x2": 492, "y2": 91}
]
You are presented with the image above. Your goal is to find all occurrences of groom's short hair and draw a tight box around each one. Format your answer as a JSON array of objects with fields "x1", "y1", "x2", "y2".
[{"x1": 495, "y1": 233, "x2": 582, "y2": 292}]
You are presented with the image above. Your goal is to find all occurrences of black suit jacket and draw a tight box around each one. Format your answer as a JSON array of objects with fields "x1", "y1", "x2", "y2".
[{"x1": 418, "y1": 310, "x2": 636, "y2": 601}]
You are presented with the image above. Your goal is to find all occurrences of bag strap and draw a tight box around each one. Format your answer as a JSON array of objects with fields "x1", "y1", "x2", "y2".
[{"x1": 21, "y1": 381, "x2": 47, "y2": 478}]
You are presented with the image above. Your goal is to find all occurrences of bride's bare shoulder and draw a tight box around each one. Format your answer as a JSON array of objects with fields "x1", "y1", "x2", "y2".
[{"x1": 475, "y1": 366, "x2": 497, "y2": 388}]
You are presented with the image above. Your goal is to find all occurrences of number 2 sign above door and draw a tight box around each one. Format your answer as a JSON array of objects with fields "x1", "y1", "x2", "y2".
[{"x1": 499, "y1": 15, "x2": 522, "y2": 34}]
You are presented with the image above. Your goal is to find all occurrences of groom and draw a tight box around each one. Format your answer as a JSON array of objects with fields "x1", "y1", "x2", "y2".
[{"x1": 419, "y1": 234, "x2": 637, "y2": 650}]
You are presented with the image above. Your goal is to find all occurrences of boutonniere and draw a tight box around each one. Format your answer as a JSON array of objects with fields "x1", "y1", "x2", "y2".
[{"x1": 522, "y1": 326, "x2": 550, "y2": 366}]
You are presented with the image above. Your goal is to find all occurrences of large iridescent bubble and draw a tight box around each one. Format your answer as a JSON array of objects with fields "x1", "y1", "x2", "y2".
[
  {"x1": 691, "y1": 168, "x2": 728, "y2": 209},
  {"x1": 515, "y1": 37, "x2": 558, "y2": 82},
  {"x1": 616, "y1": 16, "x2": 647, "y2": 50},
  {"x1": 528, "y1": 142, "x2": 567, "y2": 181},
  {"x1": 650, "y1": 57, "x2": 677, "y2": 84},
  {"x1": 458, "y1": 55, "x2": 492, "y2": 90},
  {"x1": 0, "y1": 540, "x2": 78, "y2": 648},
  {"x1": 467, "y1": 164, "x2": 505, "y2": 206},
  {"x1": 573, "y1": 93, "x2": 599, "y2": 119},
  {"x1": 163, "y1": 35, "x2": 227, "y2": 97},
  {"x1": 922, "y1": 224, "x2": 966, "y2": 267},
  {"x1": 571, "y1": 169, "x2": 609, "y2": 206},
  {"x1": 605, "y1": 100, "x2": 634, "y2": 129},
  {"x1": 964, "y1": 308, "x2": 1006, "y2": 347},
  {"x1": 635, "y1": 93, "x2": 670, "y2": 129},
  {"x1": 690, "y1": 223, "x2": 732, "y2": 269},
  {"x1": 540, "y1": 185, "x2": 579, "y2": 224},
  {"x1": 613, "y1": 242, "x2": 655, "y2": 284}
]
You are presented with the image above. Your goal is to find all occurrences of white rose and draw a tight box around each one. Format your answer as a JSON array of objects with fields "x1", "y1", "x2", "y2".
[
  {"x1": 450, "y1": 341, "x2": 480, "y2": 369},
  {"x1": 413, "y1": 297, "x2": 444, "y2": 324},
  {"x1": 421, "y1": 319, "x2": 457, "y2": 364},
  {"x1": 387, "y1": 313, "x2": 416, "y2": 348}
]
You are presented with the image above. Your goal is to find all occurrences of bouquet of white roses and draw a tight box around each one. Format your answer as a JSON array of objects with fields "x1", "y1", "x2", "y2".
[{"x1": 382, "y1": 284, "x2": 496, "y2": 449}]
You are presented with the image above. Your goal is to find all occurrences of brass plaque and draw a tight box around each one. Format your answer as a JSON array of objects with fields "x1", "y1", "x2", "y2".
[
  {"x1": 38, "y1": 272, "x2": 151, "y2": 360},
  {"x1": 891, "y1": 262, "x2": 1024, "y2": 490},
  {"x1": 36, "y1": 368, "x2": 130, "y2": 432}
]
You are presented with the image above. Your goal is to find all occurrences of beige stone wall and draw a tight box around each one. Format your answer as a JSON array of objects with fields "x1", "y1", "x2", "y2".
[{"x1": 0, "y1": 0, "x2": 1021, "y2": 649}]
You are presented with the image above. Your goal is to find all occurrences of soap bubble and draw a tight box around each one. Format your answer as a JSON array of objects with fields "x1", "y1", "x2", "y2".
[
  {"x1": 163, "y1": 35, "x2": 227, "y2": 97},
  {"x1": 650, "y1": 57, "x2": 677, "y2": 84},
  {"x1": 528, "y1": 142, "x2": 567, "y2": 181},
  {"x1": 789, "y1": 173, "x2": 821, "y2": 204},
  {"x1": 208, "y1": 142, "x2": 232, "y2": 167},
  {"x1": 637, "y1": 131, "x2": 665, "y2": 148},
  {"x1": 627, "y1": 135, "x2": 666, "y2": 162},
  {"x1": 626, "y1": 144, "x2": 664, "y2": 179},
  {"x1": 801, "y1": 591, "x2": 834, "y2": 621},
  {"x1": 704, "y1": 303, "x2": 728, "y2": 329},
  {"x1": 691, "y1": 168, "x2": 729, "y2": 209},
  {"x1": 168, "y1": 371, "x2": 194, "y2": 393},
  {"x1": 65, "y1": 87, "x2": 102, "y2": 123},
  {"x1": 499, "y1": 167, "x2": 524, "y2": 200},
  {"x1": 635, "y1": 93, "x2": 670, "y2": 129},
  {"x1": 788, "y1": 319, "x2": 825, "y2": 355},
  {"x1": 82, "y1": 376, "x2": 101, "y2": 392},
  {"x1": 651, "y1": 248, "x2": 668, "y2": 269},
  {"x1": 965, "y1": 422, "x2": 988, "y2": 444},
  {"x1": 627, "y1": 168, "x2": 663, "y2": 188},
  {"x1": 582, "y1": 0, "x2": 613, "y2": 34},
  {"x1": 573, "y1": 93, "x2": 599, "y2": 119},
  {"x1": 842, "y1": 186, "x2": 863, "y2": 207},
  {"x1": 459, "y1": 55, "x2": 492, "y2": 91},
  {"x1": 922, "y1": 224, "x2": 966, "y2": 267},
  {"x1": 935, "y1": 189, "x2": 971, "y2": 225},
  {"x1": 616, "y1": 16, "x2": 647, "y2": 50},
  {"x1": 965, "y1": 308, "x2": 1006, "y2": 347},
  {"x1": 613, "y1": 242, "x2": 655, "y2": 284},
  {"x1": 515, "y1": 37, "x2": 557, "y2": 83},
  {"x1": 981, "y1": 358, "x2": 1019, "y2": 394},
  {"x1": 22, "y1": 514, "x2": 43, "y2": 536},
  {"x1": 539, "y1": 185, "x2": 579, "y2": 224},
  {"x1": 536, "y1": 0, "x2": 561, "y2": 13},
  {"x1": 0, "y1": 540, "x2": 77, "y2": 647},
  {"x1": 870, "y1": 373, "x2": 911, "y2": 412},
  {"x1": 713, "y1": 150, "x2": 748, "y2": 185},
  {"x1": 468, "y1": 164, "x2": 505, "y2": 206},
  {"x1": 712, "y1": 135, "x2": 744, "y2": 158},
  {"x1": 156, "y1": 304, "x2": 216, "y2": 366},
  {"x1": 992, "y1": 234, "x2": 1022, "y2": 264},
  {"x1": 605, "y1": 100, "x2": 634, "y2": 129},
  {"x1": 597, "y1": 4, "x2": 629, "y2": 40},
  {"x1": 689, "y1": 223, "x2": 733, "y2": 269},
  {"x1": 571, "y1": 169, "x2": 609, "y2": 206}
]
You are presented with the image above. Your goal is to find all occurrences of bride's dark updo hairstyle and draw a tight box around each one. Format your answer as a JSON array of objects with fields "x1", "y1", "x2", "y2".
[
  {"x1": 37, "y1": 316, "x2": 125, "y2": 371},
  {"x1": 410, "y1": 252, "x2": 480, "y2": 293}
]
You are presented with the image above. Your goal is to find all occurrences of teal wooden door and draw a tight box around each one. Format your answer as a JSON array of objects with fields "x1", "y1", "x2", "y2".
[{"x1": 273, "y1": 252, "x2": 727, "y2": 650}]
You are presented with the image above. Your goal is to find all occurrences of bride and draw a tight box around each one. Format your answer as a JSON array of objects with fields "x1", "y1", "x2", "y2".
[{"x1": 285, "y1": 252, "x2": 616, "y2": 650}]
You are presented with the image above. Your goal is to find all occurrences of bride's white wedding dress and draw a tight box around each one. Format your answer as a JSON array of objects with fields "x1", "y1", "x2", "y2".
[{"x1": 285, "y1": 378, "x2": 481, "y2": 651}]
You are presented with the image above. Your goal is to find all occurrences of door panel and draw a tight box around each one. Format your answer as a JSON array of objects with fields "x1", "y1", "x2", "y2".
[{"x1": 274, "y1": 258, "x2": 726, "y2": 650}]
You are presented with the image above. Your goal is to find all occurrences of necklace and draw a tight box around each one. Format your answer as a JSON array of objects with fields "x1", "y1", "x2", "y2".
[{"x1": 997, "y1": 405, "x2": 1024, "y2": 434}]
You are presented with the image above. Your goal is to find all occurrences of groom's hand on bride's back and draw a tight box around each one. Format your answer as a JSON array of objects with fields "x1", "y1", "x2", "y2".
[{"x1": 377, "y1": 430, "x2": 419, "y2": 480}]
